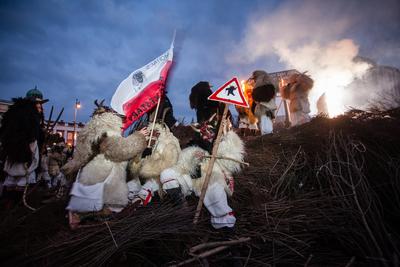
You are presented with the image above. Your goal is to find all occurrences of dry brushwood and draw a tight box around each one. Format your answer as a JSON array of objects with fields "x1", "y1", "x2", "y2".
[{"x1": 0, "y1": 108, "x2": 400, "y2": 266}]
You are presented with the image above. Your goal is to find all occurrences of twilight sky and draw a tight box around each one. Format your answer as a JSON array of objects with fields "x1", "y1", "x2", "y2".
[{"x1": 1, "y1": 0, "x2": 399, "y2": 123}]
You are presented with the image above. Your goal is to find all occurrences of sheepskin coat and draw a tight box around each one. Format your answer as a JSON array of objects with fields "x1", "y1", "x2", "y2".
[
  {"x1": 167, "y1": 130, "x2": 244, "y2": 197},
  {"x1": 138, "y1": 123, "x2": 181, "y2": 181},
  {"x1": 281, "y1": 73, "x2": 314, "y2": 114},
  {"x1": 254, "y1": 100, "x2": 277, "y2": 118},
  {"x1": 62, "y1": 111, "x2": 146, "y2": 207},
  {"x1": 192, "y1": 130, "x2": 244, "y2": 196}
]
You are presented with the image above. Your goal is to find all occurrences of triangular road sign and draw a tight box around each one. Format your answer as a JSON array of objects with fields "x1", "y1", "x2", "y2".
[{"x1": 208, "y1": 77, "x2": 249, "y2": 108}]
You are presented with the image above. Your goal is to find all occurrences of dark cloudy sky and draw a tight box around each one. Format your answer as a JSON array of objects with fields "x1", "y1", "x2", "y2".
[{"x1": 1, "y1": 0, "x2": 399, "y2": 122}]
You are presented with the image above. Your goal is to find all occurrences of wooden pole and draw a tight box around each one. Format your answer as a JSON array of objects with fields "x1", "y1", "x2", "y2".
[
  {"x1": 275, "y1": 99, "x2": 283, "y2": 117},
  {"x1": 283, "y1": 99, "x2": 291, "y2": 128},
  {"x1": 193, "y1": 104, "x2": 229, "y2": 224},
  {"x1": 148, "y1": 96, "x2": 162, "y2": 147},
  {"x1": 46, "y1": 105, "x2": 54, "y2": 132}
]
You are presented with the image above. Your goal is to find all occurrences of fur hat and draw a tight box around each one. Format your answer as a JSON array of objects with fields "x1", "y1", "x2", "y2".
[
  {"x1": 189, "y1": 81, "x2": 213, "y2": 109},
  {"x1": 251, "y1": 70, "x2": 272, "y2": 88}
]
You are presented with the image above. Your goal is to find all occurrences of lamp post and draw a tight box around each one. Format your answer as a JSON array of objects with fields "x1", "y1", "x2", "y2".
[{"x1": 73, "y1": 99, "x2": 81, "y2": 147}]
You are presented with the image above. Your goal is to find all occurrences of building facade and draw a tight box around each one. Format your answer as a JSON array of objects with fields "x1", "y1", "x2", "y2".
[{"x1": 51, "y1": 120, "x2": 85, "y2": 147}]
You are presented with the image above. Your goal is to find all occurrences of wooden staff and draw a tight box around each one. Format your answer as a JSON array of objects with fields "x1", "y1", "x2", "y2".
[
  {"x1": 193, "y1": 104, "x2": 229, "y2": 224},
  {"x1": 49, "y1": 107, "x2": 64, "y2": 132},
  {"x1": 283, "y1": 99, "x2": 291, "y2": 128},
  {"x1": 46, "y1": 105, "x2": 54, "y2": 132},
  {"x1": 147, "y1": 96, "x2": 161, "y2": 147},
  {"x1": 275, "y1": 98, "x2": 283, "y2": 117}
]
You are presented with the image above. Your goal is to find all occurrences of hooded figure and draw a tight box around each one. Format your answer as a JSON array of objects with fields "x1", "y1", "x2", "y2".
[
  {"x1": 1, "y1": 98, "x2": 41, "y2": 191},
  {"x1": 250, "y1": 70, "x2": 277, "y2": 135},
  {"x1": 317, "y1": 93, "x2": 329, "y2": 117},
  {"x1": 160, "y1": 116, "x2": 245, "y2": 229},
  {"x1": 281, "y1": 73, "x2": 314, "y2": 126},
  {"x1": 63, "y1": 100, "x2": 147, "y2": 215}
]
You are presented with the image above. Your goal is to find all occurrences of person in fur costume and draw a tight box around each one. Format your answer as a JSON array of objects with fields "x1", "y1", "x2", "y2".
[
  {"x1": 250, "y1": 70, "x2": 277, "y2": 135},
  {"x1": 0, "y1": 98, "x2": 41, "y2": 207},
  {"x1": 127, "y1": 122, "x2": 181, "y2": 206},
  {"x1": 280, "y1": 72, "x2": 314, "y2": 126},
  {"x1": 47, "y1": 144, "x2": 67, "y2": 189},
  {"x1": 160, "y1": 117, "x2": 245, "y2": 229},
  {"x1": 317, "y1": 93, "x2": 329, "y2": 117},
  {"x1": 1, "y1": 98, "x2": 41, "y2": 188},
  {"x1": 189, "y1": 81, "x2": 221, "y2": 123},
  {"x1": 63, "y1": 100, "x2": 148, "y2": 214}
]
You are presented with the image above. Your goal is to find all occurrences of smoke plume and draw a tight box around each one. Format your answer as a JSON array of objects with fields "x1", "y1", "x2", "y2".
[{"x1": 229, "y1": 0, "x2": 399, "y2": 115}]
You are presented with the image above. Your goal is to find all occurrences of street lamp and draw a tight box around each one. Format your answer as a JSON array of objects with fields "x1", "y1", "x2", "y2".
[{"x1": 73, "y1": 99, "x2": 81, "y2": 147}]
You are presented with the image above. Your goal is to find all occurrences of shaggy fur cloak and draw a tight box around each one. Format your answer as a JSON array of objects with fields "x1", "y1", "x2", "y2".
[
  {"x1": 63, "y1": 110, "x2": 146, "y2": 207},
  {"x1": 280, "y1": 73, "x2": 314, "y2": 113},
  {"x1": 251, "y1": 70, "x2": 276, "y2": 103},
  {"x1": 138, "y1": 123, "x2": 181, "y2": 181},
  {"x1": 193, "y1": 130, "x2": 244, "y2": 196},
  {"x1": 0, "y1": 98, "x2": 41, "y2": 166},
  {"x1": 189, "y1": 81, "x2": 220, "y2": 123}
]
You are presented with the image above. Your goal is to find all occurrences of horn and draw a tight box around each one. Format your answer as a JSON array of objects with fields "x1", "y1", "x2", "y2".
[
  {"x1": 190, "y1": 124, "x2": 201, "y2": 133},
  {"x1": 208, "y1": 113, "x2": 217, "y2": 122},
  {"x1": 94, "y1": 100, "x2": 99, "y2": 107},
  {"x1": 100, "y1": 99, "x2": 105, "y2": 106}
]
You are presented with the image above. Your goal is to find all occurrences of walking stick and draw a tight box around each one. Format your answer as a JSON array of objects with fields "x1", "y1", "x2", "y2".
[{"x1": 283, "y1": 99, "x2": 291, "y2": 128}]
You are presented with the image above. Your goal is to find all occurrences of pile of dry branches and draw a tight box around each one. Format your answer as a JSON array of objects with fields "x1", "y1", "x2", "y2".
[{"x1": 1, "y1": 108, "x2": 400, "y2": 266}]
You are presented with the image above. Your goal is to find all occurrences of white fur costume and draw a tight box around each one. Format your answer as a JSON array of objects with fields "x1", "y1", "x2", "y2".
[
  {"x1": 160, "y1": 130, "x2": 245, "y2": 229},
  {"x1": 63, "y1": 111, "x2": 146, "y2": 212},
  {"x1": 132, "y1": 123, "x2": 181, "y2": 205}
]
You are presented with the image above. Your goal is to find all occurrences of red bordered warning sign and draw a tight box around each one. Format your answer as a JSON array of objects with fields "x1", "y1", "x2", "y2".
[{"x1": 208, "y1": 77, "x2": 249, "y2": 108}]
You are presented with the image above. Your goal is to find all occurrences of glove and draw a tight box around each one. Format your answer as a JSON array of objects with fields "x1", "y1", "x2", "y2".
[
  {"x1": 190, "y1": 165, "x2": 202, "y2": 179},
  {"x1": 141, "y1": 147, "x2": 153, "y2": 158}
]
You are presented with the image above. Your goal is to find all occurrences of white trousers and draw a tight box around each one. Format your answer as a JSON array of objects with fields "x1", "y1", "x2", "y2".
[
  {"x1": 259, "y1": 115, "x2": 273, "y2": 135},
  {"x1": 160, "y1": 169, "x2": 236, "y2": 229}
]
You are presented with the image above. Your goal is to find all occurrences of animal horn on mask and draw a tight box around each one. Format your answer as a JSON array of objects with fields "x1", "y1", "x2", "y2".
[
  {"x1": 208, "y1": 113, "x2": 217, "y2": 122},
  {"x1": 190, "y1": 123, "x2": 201, "y2": 133}
]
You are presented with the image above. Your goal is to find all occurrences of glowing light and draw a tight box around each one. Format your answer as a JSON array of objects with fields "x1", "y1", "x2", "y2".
[{"x1": 310, "y1": 70, "x2": 356, "y2": 117}]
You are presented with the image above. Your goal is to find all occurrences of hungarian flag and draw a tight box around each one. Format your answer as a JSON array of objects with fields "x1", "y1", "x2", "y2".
[{"x1": 111, "y1": 44, "x2": 174, "y2": 130}]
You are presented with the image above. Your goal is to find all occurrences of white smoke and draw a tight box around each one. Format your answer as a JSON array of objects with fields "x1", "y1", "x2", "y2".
[
  {"x1": 275, "y1": 39, "x2": 371, "y2": 115},
  {"x1": 228, "y1": 0, "x2": 376, "y2": 116}
]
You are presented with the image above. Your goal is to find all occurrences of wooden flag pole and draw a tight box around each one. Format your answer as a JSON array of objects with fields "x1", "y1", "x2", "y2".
[
  {"x1": 148, "y1": 96, "x2": 162, "y2": 147},
  {"x1": 193, "y1": 104, "x2": 229, "y2": 224}
]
